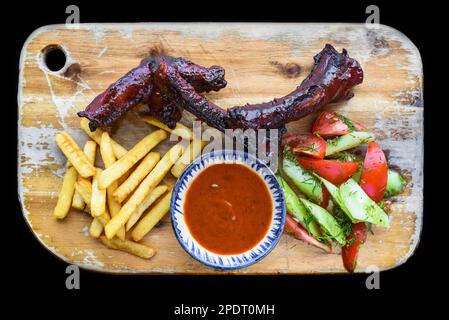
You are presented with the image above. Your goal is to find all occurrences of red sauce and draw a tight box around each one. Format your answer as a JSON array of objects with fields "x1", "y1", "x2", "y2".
[{"x1": 184, "y1": 163, "x2": 273, "y2": 255}]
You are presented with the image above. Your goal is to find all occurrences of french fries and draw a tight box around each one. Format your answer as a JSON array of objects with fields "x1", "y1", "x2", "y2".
[
  {"x1": 171, "y1": 139, "x2": 206, "y2": 178},
  {"x1": 80, "y1": 118, "x2": 128, "y2": 159},
  {"x1": 69, "y1": 160, "x2": 85, "y2": 211},
  {"x1": 100, "y1": 132, "x2": 115, "y2": 168},
  {"x1": 105, "y1": 144, "x2": 183, "y2": 239},
  {"x1": 55, "y1": 131, "x2": 96, "y2": 178},
  {"x1": 53, "y1": 116, "x2": 199, "y2": 260},
  {"x1": 75, "y1": 177, "x2": 109, "y2": 221},
  {"x1": 91, "y1": 169, "x2": 106, "y2": 217},
  {"x1": 113, "y1": 152, "x2": 160, "y2": 203},
  {"x1": 99, "y1": 129, "x2": 167, "y2": 190},
  {"x1": 71, "y1": 141, "x2": 97, "y2": 210},
  {"x1": 83, "y1": 140, "x2": 97, "y2": 166},
  {"x1": 141, "y1": 115, "x2": 193, "y2": 140},
  {"x1": 126, "y1": 185, "x2": 168, "y2": 231},
  {"x1": 75, "y1": 177, "x2": 93, "y2": 205},
  {"x1": 131, "y1": 191, "x2": 172, "y2": 241},
  {"x1": 99, "y1": 236, "x2": 155, "y2": 259},
  {"x1": 96, "y1": 208, "x2": 111, "y2": 226},
  {"x1": 71, "y1": 191, "x2": 85, "y2": 210},
  {"x1": 89, "y1": 207, "x2": 111, "y2": 238},
  {"x1": 101, "y1": 132, "x2": 125, "y2": 240},
  {"x1": 53, "y1": 165, "x2": 77, "y2": 219},
  {"x1": 89, "y1": 218, "x2": 104, "y2": 238}
]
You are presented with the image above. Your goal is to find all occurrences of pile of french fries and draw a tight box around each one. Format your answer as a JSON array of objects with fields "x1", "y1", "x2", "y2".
[{"x1": 53, "y1": 116, "x2": 205, "y2": 259}]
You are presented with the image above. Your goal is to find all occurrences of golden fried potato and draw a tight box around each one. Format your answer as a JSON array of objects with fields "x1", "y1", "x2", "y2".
[
  {"x1": 171, "y1": 139, "x2": 206, "y2": 178},
  {"x1": 141, "y1": 115, "x2": 193, "y2": 140},
  {"x1": 53, "y1": 165, "x2": 77, "y2": 219},
  {"x1": 75, "y1": 177, "x2": 92, "y2": 205},
  {"x1": 89, "y1": 218, "x2": 104, "y2": 238},
  {"x1": 71, "y1": 190, "x2": 85, "y2": 211},
  {"x1": 83, "y1": 140, "x2": 97, "y2": 166},
  {"x1": 104, "y1": 144, "x2": 183, "y2": 239},
  {"x1": 113, "y1": 152, "x2": 160, "y2": 203},
  {"x1": 100, "y1": 133, "x2": 126, "y2": 239},
  {"x1": 71, "y1": 140, "x2": 96, "y2": 210},
  {"x1": 131, "y1": 191, "x2": 172, "y2": 241},
  {"x1": 80, "y1": 118, "x2": 127, "y2": 159},
  {"x1": 126, "y1": 185, "x2": 168, "y2": 231},
  {"x1": 99, "y1": 129, "x2": 167, "y2": 190},
  {"x1": 91, "y1": 169, "x2": 107, "y2": 217},
  {"x1": 99, "y1": 236, "x2": 155, "y2": 259},
  {"x1": 55, "y1": 131, "x2": 96, "y2": 178}
]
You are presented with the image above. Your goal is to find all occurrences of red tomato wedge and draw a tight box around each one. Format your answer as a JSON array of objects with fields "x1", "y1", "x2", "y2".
[
  {"x1": 342, "y1": 222, "x2": 367, "y2": 273},
  {"x1": 312, "y1": 111, "x2": 366, "y2": 139},
  {"x1": 281, "y1": 132, "x2": 326, "y2": 159},
  {"x1": 360, "y1": 142, "x2": 388, "y2": 202},
  {"x1": 285, "y1": 215, "x2": 332, "y2": 253},
  {"x1": 296, "y1": 158, "x2": 360, "y2": 185}
]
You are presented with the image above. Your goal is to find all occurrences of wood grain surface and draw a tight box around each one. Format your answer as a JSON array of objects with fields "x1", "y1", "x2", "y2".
[{"x1": 18, "y1": 23, "x2": 423, "y2": 274}]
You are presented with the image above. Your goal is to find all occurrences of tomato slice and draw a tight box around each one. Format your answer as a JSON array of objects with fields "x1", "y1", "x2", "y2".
[
  {"x1": 312, "y1": 111, "x2": 365, "y2": 139},
  {"x1": 342, "y1": 222, "x2": 367, "y2": 273},
  {"x1": 297, "y1": 158, "x2": 360, "y2": 185},
  {"x1": 281, "y1": 132, "x2": 326, "y2": 159},
  {"x1": 360, "y1": 142, "x2": 388, "y2": 202}
]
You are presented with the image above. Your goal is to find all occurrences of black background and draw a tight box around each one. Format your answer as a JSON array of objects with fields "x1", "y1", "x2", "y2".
[{"x1": 5, "y1": 0, "x2": 440, "y2": 315}]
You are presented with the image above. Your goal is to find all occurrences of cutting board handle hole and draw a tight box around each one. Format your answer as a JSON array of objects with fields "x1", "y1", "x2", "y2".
[{"x1": 41, "y1": 45, "x2": 67, "y2": 73}]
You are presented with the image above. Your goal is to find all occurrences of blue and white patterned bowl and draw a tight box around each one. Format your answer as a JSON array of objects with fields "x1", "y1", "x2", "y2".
[{"x1": 170, "y1": 149, "x2": 286, "y2": 270}]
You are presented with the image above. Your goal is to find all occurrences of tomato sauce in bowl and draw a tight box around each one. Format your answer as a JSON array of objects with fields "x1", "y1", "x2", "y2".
[{"x1": 183, "y1": 163, "x2": 273, "y2": 255}]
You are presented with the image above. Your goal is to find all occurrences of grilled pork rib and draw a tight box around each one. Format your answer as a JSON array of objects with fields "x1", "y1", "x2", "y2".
[
  {"x1": 78, "y1": 56, "x2": 227, "y2": 131},
  {"x1": 78, "y1": 44, "x2": 363, "y2": 132}
]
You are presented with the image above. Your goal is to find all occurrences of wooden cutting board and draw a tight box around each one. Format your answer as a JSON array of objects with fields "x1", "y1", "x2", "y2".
[{"x1": 18, "y1": 23, "x2": 423, "y2": 274}]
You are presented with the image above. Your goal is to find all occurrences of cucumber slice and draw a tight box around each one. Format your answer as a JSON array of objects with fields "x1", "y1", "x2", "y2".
[
  {"x1": 339, "y1": 179, "x2": 390, "y2": 228},
  {"x1": 282, "y1": 154, "x2": 323, "y2": 205},
  {"x1": 315, "y1": 175, "x2": 353, "y2": 220},
  {"x1": 277, "y1": 175, "x2": 321, "y2": 238},
  {"x1": 385, "y1": 169, "x2": 406, "y2": 198},
  {"x1": 299, "y1": 198, "x2": 346, "y2": 245},
  {"x1": 325, "y1": 132, "x2": 375, "y2": 156}
]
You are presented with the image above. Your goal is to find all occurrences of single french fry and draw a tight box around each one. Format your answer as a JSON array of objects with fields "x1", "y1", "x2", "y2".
[
  {"x1": 75, "y1": 178, "x2": 92, "y2": 205},
  {"x1": 99, "y1": 129, "x2": 167, "y2": 190},
  {"x1": 104, "y1": 144, "x2": 183, "y2": 239},
  {"x1": 66, "y1": 161, "x2": 84, "y2": 211},
  {"x1": 83, "y1": 140, "x2": 97, "y2": 165},
  {"x1": 71, "y1": 141, "x2": 96, "y2": 209},
  {"x1": 89, "y1": 218, "x2": 104, "y2": 238},
  {"x1": 80, "y1": 118, "x2": 128, "y2": 159},
  {"x1": 108, "y1": 187, "x2": 125, "y2": 240},
  {"x1": 131, "y1": 191, "x2": 172, "y2": 241},
  {"x1": 171, "y1": 140, "x2": 206, "y2": 178},
  {"x1": 91, "y1": 169, "x2": 106, "y2": 217},
  {"x1": 96, "y1": 210, "x2": 111, "y2": 226},
  {"x1": 126, "y1": 185, "x2": 168, "y2": 231},
  {"x1": 99, "y1": 236, "x2": 155, "y2": 259},
  {"x1": 100, "y1": 131, "x2": 126, "y2": 239},
  {"x1": 53, "y1": 166, "x2": 78, "y2": 219},
  {"x1": 100, "y1": 132, "x2": 115, "y2": 168},
  {"x1": 55, "y1": 131, "x2": 96, "y2": 178},
  {"x1": 113, "y1": 152, "x2": 160, "y2": 203},
  {"x1": 71, "y1": 190, "x2": 85, "y2": 210},
  {"x1": 141, "y1": 115, "x2": 193, "y2": 140}
]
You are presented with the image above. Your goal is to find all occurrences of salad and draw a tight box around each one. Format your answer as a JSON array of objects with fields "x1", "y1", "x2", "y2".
[{"x1": 278, "y1": 111, "x2": 407, "y2": 272}]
